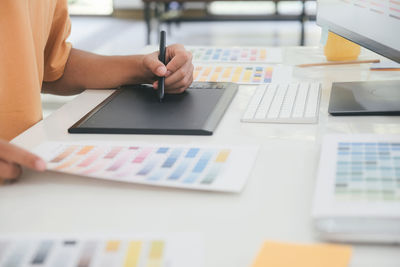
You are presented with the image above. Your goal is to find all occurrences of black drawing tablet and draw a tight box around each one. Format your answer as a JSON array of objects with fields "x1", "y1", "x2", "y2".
[
  {"x1": 328, "y1": 80, "x2": 400, "y2": 116},
  {"x1": 68, "y1": 82, "x2": 237, "y2": 135}
]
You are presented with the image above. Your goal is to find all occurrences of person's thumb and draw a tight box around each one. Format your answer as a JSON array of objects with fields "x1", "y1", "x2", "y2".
[{"x1": 143, "y1": 53, "x2": 167, "y2": 77}]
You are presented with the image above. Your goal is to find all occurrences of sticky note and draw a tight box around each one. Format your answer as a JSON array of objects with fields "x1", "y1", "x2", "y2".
[{"x1": 251, "y1": 241, "x2": 352, "y2": 267}]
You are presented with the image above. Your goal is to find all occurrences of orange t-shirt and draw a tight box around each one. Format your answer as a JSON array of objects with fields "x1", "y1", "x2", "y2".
[{"x1": 0, "y1": 0, "x2": 72, "y2": 141}]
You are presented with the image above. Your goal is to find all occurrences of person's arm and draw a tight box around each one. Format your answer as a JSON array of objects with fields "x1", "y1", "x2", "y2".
[
  {"x1": 42, "y1": 44, "x2": 193, "y2": 95},
  {"x1": 0, "y1": 140, "x2": 46, "y2": 183}
]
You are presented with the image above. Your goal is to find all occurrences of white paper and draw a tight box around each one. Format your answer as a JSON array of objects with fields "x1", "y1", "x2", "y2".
[
  {"x1": 193, "y1": 63, "x2": 292, "y2": 84},
  {"x1": 0, "y1": 233, "x2": 204, "y2": 267},
  {"x1": 312, "y1": 134, "x2": 400, "y2": 218},
  {"x1": 188, "y1": 46, "x2": 283, "y2": 63},
  {"x1": 34, "y1": 141, "x2": 259, "y2": 193}
]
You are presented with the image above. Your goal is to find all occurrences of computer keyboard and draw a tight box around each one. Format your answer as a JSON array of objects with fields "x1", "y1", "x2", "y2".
[{"x1": 242, "y1": 82, "x2": 321, "y2": 124}]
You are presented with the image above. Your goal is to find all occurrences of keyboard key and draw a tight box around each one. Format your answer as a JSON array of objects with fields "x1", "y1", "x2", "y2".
[
  {"x1": 267, "y1": 83, "x2": 288, "y2": 118},
  {"x1": 254, "y1": 83, "x2": 277, "y2": 119},
  {"x1": 292, "y1": 83, "x2": 309, "y2": 118},
  {"x1": 305, "y1": 83, "x2": 321, "y2": 118},
  {"x1": 242, "y1": 85, "x2": 266, "y2": 120},
  {"x1": 280, "y1": 83, "x2": 298, "y2": 118}
]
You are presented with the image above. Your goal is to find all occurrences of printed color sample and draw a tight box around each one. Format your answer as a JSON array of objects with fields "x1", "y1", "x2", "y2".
[
  {"x1": 0, "y1": 238, "x2": 171, "y2": 267},
  {"x1": 193, "y1": 64, "x2": 273, "y2": 84},
  {"x1": 34, "y1": 141, "x2": 258, "y2": 193},
  {"x1": 335, "y1": 142, "x2": 400, "y2": 201},
  {"x1": 189, "y1": 47, "x2": 283, "y2": 63}
]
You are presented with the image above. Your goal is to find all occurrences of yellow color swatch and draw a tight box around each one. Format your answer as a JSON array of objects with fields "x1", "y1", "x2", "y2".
[
  {"x1": 251, "y1": 241, "x2": 352, "y2": 267},
  {"x1": 215, "y1": 150, "x2": 230, "y2": 163},
  {"x1": 146, "y1": 241, "x2": 165, "y2": 267},
  {"x1": 203, "y1": 67, "x2": 212, "y2": 76},
  {"x1": 260, "y1": 49, "x2": 266, "y2": 60},
  {"x1": 124, "y1": 241, "x2": 142, "y2": 267},
  {"x1": 106, "y1": 240, "x2": 120, "y2": 252},
  {"x1": 243, "y1": 70, "x2": 252, "y2": 82},
  {"x1": 232, "y1": 67, "x2": 243, "y2": 82},
  {"x1": 210, "y1": 73, "x2": 219, "y2": 82},
  {"x1": 222, "y1": 67, "x2": 232, "y2": 78}
]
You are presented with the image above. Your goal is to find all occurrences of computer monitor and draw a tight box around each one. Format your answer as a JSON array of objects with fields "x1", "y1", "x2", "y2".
[{"x1": 317, "y1": 0, "x2": 400, "y2": 115}]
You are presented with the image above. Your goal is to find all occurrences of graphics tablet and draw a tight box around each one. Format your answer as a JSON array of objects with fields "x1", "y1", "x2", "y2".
[
  {"x1": 328, "y1": 80, "x2": 400, "y2": 115},
  {"x1": 68, "y1": 82, "x2": 237, "y2": 135}
]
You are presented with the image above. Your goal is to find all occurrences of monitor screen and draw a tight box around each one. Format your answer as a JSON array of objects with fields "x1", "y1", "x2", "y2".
[{"x1": 317, "y1": 0, "x2": 400, "y2": 63}]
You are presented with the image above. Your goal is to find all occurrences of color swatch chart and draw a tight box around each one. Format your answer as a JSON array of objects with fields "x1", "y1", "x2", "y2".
[
  {"x1": 0, "y1": 234, "x2": 203, "y2": 267},
  {"x1": 334, "y1": 141, "x2": 400, "y2": 201},
  {"x1": 34, "y1": 141, "x2": 258, "y2": 192},
  {"x1": 188, "y1": 46, "x2": 283, "y2": 63},
  {"x1": 193, "y1": 64, "x2": 282, "y2": 84}
]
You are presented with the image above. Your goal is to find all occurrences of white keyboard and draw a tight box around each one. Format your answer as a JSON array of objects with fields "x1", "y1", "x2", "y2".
[{"x1": 242, "y1": 82, "x2": 321, "y2": 124}]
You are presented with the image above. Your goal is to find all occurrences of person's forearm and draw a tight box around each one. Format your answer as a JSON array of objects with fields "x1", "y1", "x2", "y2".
[{"x1": 42, "y1": 48, "x2": 154, "y2": 95}]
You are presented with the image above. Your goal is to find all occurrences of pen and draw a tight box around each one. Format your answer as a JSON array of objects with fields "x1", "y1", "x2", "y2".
[{"x1": 158, "y1": 30, "x2": 166, "y2": 102}]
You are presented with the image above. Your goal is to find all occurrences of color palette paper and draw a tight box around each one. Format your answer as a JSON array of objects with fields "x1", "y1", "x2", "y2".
[
  {"x1": 334, "y1": 141, "x2": 400, "y2": 201},
  {"x1": 0, "y1": 233, "x2": 203, "y2": 267},
  {"x1": 34, "y1": 141, "x2": 258, "y2": 192},
  {"x1": 192, "y1": 64, "x2": 291, "y2": 84},
  {"x1": 313, "y1": 135, "x2": 400, "y2": 218},
  {"x1": 251, "y1": 241, "x2": 352, "y2": 267},
  {"x1": 189, "y1": 46, "x2": 283, "y2": 63}
]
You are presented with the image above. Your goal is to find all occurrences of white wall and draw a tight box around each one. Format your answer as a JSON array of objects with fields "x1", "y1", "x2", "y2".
[{"x1": 114, "y1": 0, "x2": 143, "y2": 9}]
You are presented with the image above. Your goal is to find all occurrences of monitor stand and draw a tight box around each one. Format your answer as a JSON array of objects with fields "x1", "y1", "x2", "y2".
[{"x1": 328, "y1": 80, "x2": 400, "y2": 115}]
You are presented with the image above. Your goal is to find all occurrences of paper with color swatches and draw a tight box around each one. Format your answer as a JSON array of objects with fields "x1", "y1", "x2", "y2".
[
  {"x1": 313, "y1": 134, "x2": 400, "y2": 218},
  {"x1": 251, "y1": 241, "x2": 352, "y2": 267},
  {"x1": 0, "y1": 233, "x2": 203, "y2": 267},
  {"x1": 189, "y1": 46, "x2": 283, "y2": 63},
  {"x1": 34, "y1": 141, "x2": 258, "y2": 192},
  {"x1": 193, "y1": 64, "x2": 291, "y2": 84}
]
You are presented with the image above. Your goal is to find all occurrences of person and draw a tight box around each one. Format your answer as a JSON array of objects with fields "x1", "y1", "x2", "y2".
[{"x1": 0, "y1": 1, "x2": 193, "y2": 183}]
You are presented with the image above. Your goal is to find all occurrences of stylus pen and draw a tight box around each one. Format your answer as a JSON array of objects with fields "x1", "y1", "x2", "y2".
[{"x1": 158, "y1": 31, "x2": 166, "y2": 102}]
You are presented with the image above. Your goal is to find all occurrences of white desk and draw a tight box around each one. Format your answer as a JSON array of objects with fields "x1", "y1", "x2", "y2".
[{"x1": 2, "y1": 47, "x2": 400, "y2": 267}]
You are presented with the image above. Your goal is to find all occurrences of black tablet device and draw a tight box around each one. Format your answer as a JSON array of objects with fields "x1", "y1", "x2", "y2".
[
  {"x1": 68, "y1": 82, "x2": 237, "y2": 135},
  {"x1": 328, "y1": 80, "x2": 400, "y2": 116}
]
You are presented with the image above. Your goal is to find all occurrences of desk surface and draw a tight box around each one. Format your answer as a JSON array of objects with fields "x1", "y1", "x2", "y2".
[{"x1": 2, "y1": 47, "x2": 400, "y2": 267}]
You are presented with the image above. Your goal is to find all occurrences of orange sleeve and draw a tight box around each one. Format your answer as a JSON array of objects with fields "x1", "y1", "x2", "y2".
[{"x1": 43, "y1": 0, "x2": 72, "y2": 82}]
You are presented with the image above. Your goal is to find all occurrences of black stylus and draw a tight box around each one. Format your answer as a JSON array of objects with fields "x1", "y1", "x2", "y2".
[{"x1": 158, "y1": 31, "x2": 166, "y2": 102}]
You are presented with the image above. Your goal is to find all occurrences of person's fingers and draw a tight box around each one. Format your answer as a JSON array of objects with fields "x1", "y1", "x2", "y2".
[
  {"x1": 164, "y1": 59, "x2": 193, "y2": 86},
  {"x1": 142, "y1": 51, "x2": 167, "y2": 77},
  {"x1": 0, "y1": 160, "x2": 22, "y2": 181},
  {"x1": 0, "y1": 140, "x2": 46, "y2": 171},
  {"x1": 165, "y1": 44, "x2": 187, "y2": 62},
  {"x1": 165, "y1": 47, "x2": 192, "y2": 74},
  {"x1": 165, "y1": 63, "x2": 194, "y2": 93}
]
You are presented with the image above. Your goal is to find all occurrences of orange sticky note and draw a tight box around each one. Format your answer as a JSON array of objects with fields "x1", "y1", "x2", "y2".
[{"x1": 251, "y1": 241, "x2": 352, "y2": 267}]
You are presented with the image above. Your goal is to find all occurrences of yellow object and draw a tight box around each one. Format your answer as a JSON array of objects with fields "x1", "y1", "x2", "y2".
[
  {"x1": 324, "y1": 32, "x2": 360, "y2": 61},
  {"x1": 106, "y1": 240, "x2": 120, "y2": 252},
  {"x1": 215, "y1": 149, "x2": 230, "y2": 162},
  {"x1": 147, "y1": 241, "x2": 164, "y2": 267},
  {"x1": 124, "y1": 241, "x2": 142, "y2": 267},
  {"x1": 251, "y1": 241, "x2": 352, "y2": 267}
]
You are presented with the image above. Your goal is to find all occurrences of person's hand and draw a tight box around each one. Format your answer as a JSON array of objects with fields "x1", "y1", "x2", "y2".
[
  {"x1": 143, "y1": 44, "x2": 193, "y2": 93},
  {"x1": 0, "y1": 139, "x2": 46, "y2": 184}
]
